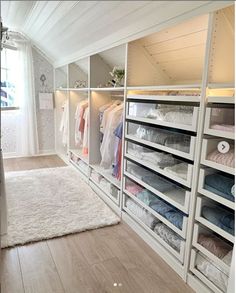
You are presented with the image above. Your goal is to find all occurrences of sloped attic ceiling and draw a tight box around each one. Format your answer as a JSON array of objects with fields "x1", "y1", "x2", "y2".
[{"x1": 1, "y1": 1, "x2": 233, "y2": 66}]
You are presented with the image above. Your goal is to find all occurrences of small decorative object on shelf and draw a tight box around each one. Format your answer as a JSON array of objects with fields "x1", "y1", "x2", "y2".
[
  {"x1": 74, "y1": 80, "x2": 86, "y2": 88},
  {"x1": 109, "y1": 66, "x2": 125, "y2": 87}
]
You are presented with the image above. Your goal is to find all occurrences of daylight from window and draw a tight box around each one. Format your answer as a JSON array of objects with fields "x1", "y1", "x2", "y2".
[{"x1": 1, "y1": 48, "x2": 18, "y2": 107}]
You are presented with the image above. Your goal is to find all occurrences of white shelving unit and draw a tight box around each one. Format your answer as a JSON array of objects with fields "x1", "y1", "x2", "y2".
[
  {"x1": 53, "y1": 4, "x2": 235, "y2": 293},
  {"x1": 54, "y1": 45, "x2": 126, "y2": 212},
  {"x1": 188, "y1": 5, "x2": 235, "y2": 293}
]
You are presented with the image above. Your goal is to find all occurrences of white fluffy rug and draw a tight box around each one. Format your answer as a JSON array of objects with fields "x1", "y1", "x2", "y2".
[{"x1": 1, "y1": 166, "x2": 120, "y2": 248}]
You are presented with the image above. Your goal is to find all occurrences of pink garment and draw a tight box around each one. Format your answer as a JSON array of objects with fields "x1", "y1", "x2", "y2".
[
  {"x1": 207, "y1": 147, "x2": 234, "y2": 168},
  {"x1": 198, "y1": 233, "x2": 232, "y2": 259},
  {"x1": 211, "y1": 124, "x2": 235, "y2": 132},
  {"x1": 126, "y1": 183, "x2": 144, "y2": 195}
]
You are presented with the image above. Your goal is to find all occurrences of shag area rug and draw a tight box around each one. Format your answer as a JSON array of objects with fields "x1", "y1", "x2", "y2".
[{"x1": 1, "y1": 166, "x2": 120, "y2": 248}]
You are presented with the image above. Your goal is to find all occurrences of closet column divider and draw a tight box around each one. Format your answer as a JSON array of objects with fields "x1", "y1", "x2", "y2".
[
  {"x1": 53, "y1": 68, "x2": 57, "y2": 154},
  {"x1": 66, "y1": 89, "x2": 71, "y2": 155},
  {"x1": 120, "y1": 43, "x2": 129, "y2": 209},
  {"x1": 183, "y1": 13, "x2": 215, "y2": 281},
  {"x1": 88, "y1": 56, "x2": 91, "y2": 169}
]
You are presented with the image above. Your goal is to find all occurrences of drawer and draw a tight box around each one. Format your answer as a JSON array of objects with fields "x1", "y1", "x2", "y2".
[
  {"x1": 125, "y1": 140, "x2": 193, "y2": 188},
  {"x1": 123, "y1": 176, "x2": 188, "y2": 238},
  {"x1": 126, "y1": 101, "x2": 199, "y2": 132},
  {"x1": 190, "y1": 249, "x2": 230, "y2": 293},
  {"x1": 124, "y1": 159, "x2": 190, "y2": 214},
  {"x1": 204, "y1": 107, "x2": 235, "y2": 139},
  {"x1": 69, "y1": 151, "x2": 89, "y2": 176},
  {"x1": 125, "y1": 121, "x2": 196, "y2": 160},
  {"x1": 195, "y1": 196, "x2": 234, "y2": 243},
  {"x1": 123, "y1": 194, "x2": 185, "y2": 262},
  {"x1": 198, "y1": 168, "x2": 234, "y2": 209},
  {"x1": 90, "y1": 169, "x2": 120, "y2": 205},
  {"x1": 201, "y1": 138, "x2": 234, "y2": 175},
  {"x1": 192, "y1": 223, "x2": 233, "y2": 273}
]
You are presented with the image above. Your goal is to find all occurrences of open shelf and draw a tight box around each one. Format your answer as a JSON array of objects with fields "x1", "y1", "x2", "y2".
[
  {"x1": 90, "y1": 87, "x2": 124, "y2": 92},
  {"x1": 90, "y1": 44, "x2": 126, "y2": 88},
  {"x1": 55, "y1": 65, "x2": 68, "y2": 89},
  {"x1": 68, "y1": 57, "x2": 89, "y2": 89},
  {"x1": 127, "y1": 14, "x2": 209, "y2": 87}
]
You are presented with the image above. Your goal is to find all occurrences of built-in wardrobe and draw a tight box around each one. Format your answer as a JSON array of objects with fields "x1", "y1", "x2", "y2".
[{"x1": 54, "y1": 5, "x2": 235, "y2": 293}]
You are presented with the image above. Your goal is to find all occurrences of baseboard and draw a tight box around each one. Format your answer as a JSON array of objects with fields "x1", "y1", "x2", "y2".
[{"x1": 3, "y1": 150, "x2": 56, "y2": 159}]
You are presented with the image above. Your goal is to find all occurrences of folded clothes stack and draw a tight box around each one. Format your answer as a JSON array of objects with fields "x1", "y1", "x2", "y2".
[
  {"x1": 207, "y1": 146, "x2": 234, "y2": 168},
  {"x1": 204, "y1": 173, "x2": 235, "y2": 201},
  {"x1": 196, "y1": 250, "x2": 232, "y2": 292},
  {"x1": 126, "y1": 198, "x2": 183, "y2": 253},
  {"x1": 202, "y1": 206, "x2": 234, "y2": 235}
]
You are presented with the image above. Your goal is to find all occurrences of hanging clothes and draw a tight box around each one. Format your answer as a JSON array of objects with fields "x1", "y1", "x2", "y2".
[
  {"x1": 100, "y1": 103, "x2": 124, "y2": 168},
  {"x1": 59, "y1": 99, "x2": 69, "y2": 146},
  {"x1": 82, "y1": 106, "x2": 89, "y2": 155},
  {"x1": 113, "y1": 121, "x2": 123, "y2": 180},
  {"x1": 100, "y1": 100, "x2": 122, "y2": 134},
  {"x1": 75, "y1": 100, "x2": 88, "y2": 146}
]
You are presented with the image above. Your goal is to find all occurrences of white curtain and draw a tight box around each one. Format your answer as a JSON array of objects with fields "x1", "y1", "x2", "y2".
[{"x1": 16, "y1": 41, "x2": 39, "y2": 156}]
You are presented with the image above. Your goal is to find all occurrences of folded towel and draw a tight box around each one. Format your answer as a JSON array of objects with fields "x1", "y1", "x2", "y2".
[
  {"x1": 164, "y1": 111, "x2": 193, "y2": 125},
  {"x1": 153, "y1": 222, "x2": 181, "y2": 252},
  {"x1": 126, "y1": 183, "x2": 144, "y2": 195},
  {"x1": 126, "y1": 199, "x2": 158, "y2": 229},
  {"x1": 202, "y1": 206, "x2": 234, "y2": 235},
  {"x1": 136, "y1": 189, "x2": 157, "y2": 206},
  {"x1": 142, "y1": 174, "x2": 174, "y2": 193},
  {"x1": 198, "y1": 233, "x2": 232, "y2": 258},
  {"x1": 150, "y1": 199, "x2": 184, "y2": 229},
  {"x1": 211, "y1": 124, "x2": 235, "y2": 133},
  {"x1": 164, "y1": 162, "x2": 188, "y2": 180},
  {"x1": 207, "y1": 147, "x2": 234, "y2": 168},
  {"x1": 204, "y1": 173, "x2": 235, "y2": 201},
  {"x1": 196, "y1": 252, "x2": 229, "y2": 292},
  {"x1": 126, "y1": 163, "x2": 147, "y2": 180}
]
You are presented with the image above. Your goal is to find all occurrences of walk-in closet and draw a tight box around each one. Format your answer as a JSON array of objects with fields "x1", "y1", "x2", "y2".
[{"x1": 1, "y1": 2, "x2": 234, "y2": 293}]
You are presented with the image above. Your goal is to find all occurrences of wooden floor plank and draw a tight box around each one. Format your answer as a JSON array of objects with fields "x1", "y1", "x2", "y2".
[
  {"x1": 47, "y1": 235, "x2": 103, "y2": 293},
  {"x1": 17, "y1": 242, "x2": 65, "y2": 293},
  {"x1": 92, "y1": 257, "x2": 144, "y2": 293},
  {"x1": 3, "y1": 155, "x2": 66, "y2": 172},
  {"x1": 1, "y1": 248, "x2": 25, "y2": 293},
  {"x1": 74, "y1": 228, "x2": 116, "y2": 265}
]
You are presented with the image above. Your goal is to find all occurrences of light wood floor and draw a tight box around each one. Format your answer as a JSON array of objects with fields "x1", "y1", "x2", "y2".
[{"x1": 1, "y1": 155, "x2": 193, "y2": 293}]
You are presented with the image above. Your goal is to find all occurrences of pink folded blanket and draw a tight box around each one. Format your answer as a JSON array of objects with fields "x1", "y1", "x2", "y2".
[
  {"x1": 198, "y1": 233, "x2": 232, "y2": 259},
  {"x1": 211, "y1": 124, "x2": 235, "y2": 132},
  {"x1": 207, "y1": 147, "x2": 234, "y2": 168},
  {"x1": 126, "y1": 183, "x2": 144, "y2": 195}
]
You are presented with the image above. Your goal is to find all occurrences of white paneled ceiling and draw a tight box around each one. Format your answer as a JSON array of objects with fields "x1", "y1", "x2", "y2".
[{"x1": 1, "y1": 1, "x2": 233, "y2": 66}]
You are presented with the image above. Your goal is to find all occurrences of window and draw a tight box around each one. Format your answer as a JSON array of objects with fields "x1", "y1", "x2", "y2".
[{"x1": 1, "y1": 47, "x2": 18, "y2": 108}]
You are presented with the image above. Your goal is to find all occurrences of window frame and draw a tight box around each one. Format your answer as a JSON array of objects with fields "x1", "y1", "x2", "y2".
[{"x1": 1, "y1": 45, "x2": 19, "y2": 111}]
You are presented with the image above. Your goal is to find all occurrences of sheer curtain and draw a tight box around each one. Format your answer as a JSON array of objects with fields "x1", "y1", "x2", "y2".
[{"x1": 16, "y1": 40, "x2": 39, "y2": 156}]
